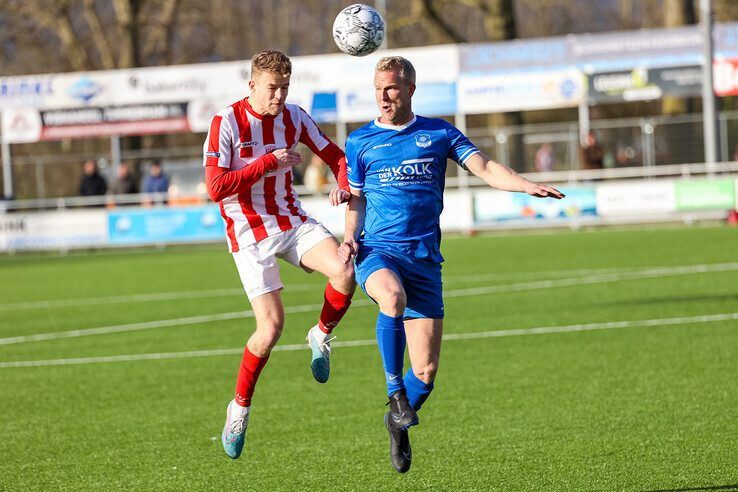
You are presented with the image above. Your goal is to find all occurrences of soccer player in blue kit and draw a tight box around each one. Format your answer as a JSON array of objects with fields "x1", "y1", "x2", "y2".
[{"x1": 337, "y1": 56, "x2": 565, "y2": 473}]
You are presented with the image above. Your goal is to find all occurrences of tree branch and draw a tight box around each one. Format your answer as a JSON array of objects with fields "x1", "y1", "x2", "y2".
[{"x1": 83, "y1": 0, "x2": 116, "y2": 69}]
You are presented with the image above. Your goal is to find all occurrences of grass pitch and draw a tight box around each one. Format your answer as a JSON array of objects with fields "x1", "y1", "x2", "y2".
[{"x1": 0, "y1": 225, "x2": 736, "y2": 491}]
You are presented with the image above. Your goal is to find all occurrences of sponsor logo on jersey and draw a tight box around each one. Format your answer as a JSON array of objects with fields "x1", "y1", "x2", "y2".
[
  {"x1": 205, "y1": 151, "x2": 221, "y2": 158},
  {"x1": 414, "y1": 133, "x2": 432, "y2": 148},
  {"x1": 264, "y1": 144, "x2": 276, "y2": 153},
  {"x1": 377, "y1": 158, "x2": 435, "y2": 185},
  {"x1": 371, "y1": 142, "x2": 392, "y2": 150},
  {"x1": 239, "y1": 140, "x2": 258, "y2": 148}
]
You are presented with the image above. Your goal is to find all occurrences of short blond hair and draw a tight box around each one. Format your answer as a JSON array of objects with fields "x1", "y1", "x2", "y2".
[
  {"x1": 376, "y1": 56, "x2": 416, "y2": 85},
  {"x1": 251, "y1": 50, "x2": 292, "y2": 77}
]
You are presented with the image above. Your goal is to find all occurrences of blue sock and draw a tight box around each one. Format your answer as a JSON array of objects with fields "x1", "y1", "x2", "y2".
[
  {"x1": 376, "y1": 312, "x2": 406, "y2": 395},
  {"x1": 404, "y1": 369, "x2": 435, "y2": 411}
]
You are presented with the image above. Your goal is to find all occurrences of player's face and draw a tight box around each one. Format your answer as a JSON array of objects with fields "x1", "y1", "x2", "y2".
[
  {"x1": 374, "y1": 70, "x2": 415, "y2": 125},
  {"x1": 249, "y1": 71, "x2": 290, "y2": 116}
]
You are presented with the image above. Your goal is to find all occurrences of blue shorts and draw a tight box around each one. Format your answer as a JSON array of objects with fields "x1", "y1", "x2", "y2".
[{"x1": 355, "y1": 248, "x2": 444, "y2": 319}]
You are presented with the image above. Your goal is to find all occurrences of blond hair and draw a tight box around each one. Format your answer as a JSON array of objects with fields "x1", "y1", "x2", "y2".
[
  {"x1": 375, "y1": 56, "x2": 416, "y2": 85},
  {"x1": 251, "y1": 50, "x2": 292, "y2": 77}
]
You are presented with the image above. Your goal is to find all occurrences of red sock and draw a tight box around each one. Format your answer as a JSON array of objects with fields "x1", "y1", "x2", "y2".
[
  {"x1": 318, "y1": 282, "x2": 353, "y2": 334},
  {"x1": 234, "y1": 346, "x2": 269, "y2": 407}
]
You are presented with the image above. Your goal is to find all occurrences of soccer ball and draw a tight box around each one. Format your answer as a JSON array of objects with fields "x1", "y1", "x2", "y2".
[{"x1": 332, "y1": 4, "x2": 385, "y2": 57}]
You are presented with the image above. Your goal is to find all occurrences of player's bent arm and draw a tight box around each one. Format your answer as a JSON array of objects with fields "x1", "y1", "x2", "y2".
[
  {"x1": 465, "y1": 152, "x2": 565, "y2": 199},
  {"x1": 205, "y1": 154, "x2": 278, "y2": 202},
  {"x1": 338, "y1": 188, "x2": 366, "y2": 262}
]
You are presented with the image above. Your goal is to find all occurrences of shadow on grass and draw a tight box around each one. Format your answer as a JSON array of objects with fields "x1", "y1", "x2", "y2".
[{"x1": 644, "y1": 485, "x2": 738, "y2": 492}]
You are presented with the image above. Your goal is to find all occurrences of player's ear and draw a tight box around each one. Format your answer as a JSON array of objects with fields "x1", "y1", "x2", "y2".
[
  {"x1": 408, "y1": 83, "x2": 416, "y2": 97},
  {"x1": 248, "y1": 79, "x2": 256, "y2": 92}
]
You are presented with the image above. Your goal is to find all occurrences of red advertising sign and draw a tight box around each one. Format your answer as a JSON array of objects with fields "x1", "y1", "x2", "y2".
[{"x1": 714, "y1": 58, "x2": 738, "y2": 96}]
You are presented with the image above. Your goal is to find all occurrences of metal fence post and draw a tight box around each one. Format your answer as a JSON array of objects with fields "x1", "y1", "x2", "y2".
[
  {"x1": 719, "y1": 112, "x2": 729, "y2": 162},
  {"x1": 1, "y1": 137, "x2": 12, "y2": 199}
]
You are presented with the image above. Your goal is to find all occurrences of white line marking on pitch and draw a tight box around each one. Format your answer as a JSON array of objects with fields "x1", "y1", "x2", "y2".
[
  {"x1": 2, "y1": 262, "x2": 737, "y2": 346},
  {"x1": 1, "y1": 263, "x2": 721, "y2": 312},
  {"x1": 1, "y1": 312, "x2": 735, "y2": 368}
]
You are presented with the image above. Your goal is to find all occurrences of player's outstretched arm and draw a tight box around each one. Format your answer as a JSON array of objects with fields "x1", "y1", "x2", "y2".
[
  {"x1": 338, "y1": 189, "x2": 366, "y2": 264},
  {"x1": 465, "y1": 152, "x2": 565, "y2": 199}
]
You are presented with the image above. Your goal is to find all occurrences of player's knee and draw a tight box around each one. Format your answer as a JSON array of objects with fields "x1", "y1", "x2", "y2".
[
  {"x1": 413, "y1": 363, "x2": 437, "y2": 384},
  {"x1": 379, "y1": 289, "x2": 406, "y2": 314},
  {"x1": 330, "y1": 261, "x2": 355, "y2": 292},
  {"x1": 255, "y1": 320, "x2": 283, "y2": 349}
]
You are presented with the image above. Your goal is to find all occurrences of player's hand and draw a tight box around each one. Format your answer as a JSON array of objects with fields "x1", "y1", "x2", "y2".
[
  {"x1": 272, "y1": 148, "x2": 302, "y2": 169},
  {"x1": 337, "y1": 240, "x2": 358, "y2": 264},
  {"x1": 329, "y1": 188, "x2": 350, "y2": 206},
  {"x1": 523, "y1": 181, "x2": 565, "y2": 199}
]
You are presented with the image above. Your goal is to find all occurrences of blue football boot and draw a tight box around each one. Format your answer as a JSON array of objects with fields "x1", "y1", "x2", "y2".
[
  {"x1": 306, "y1": 325, "x2": 335, "y2": 384},
  {"x1": 221, "y1": 399, "x2": 250, "y2": 459}
]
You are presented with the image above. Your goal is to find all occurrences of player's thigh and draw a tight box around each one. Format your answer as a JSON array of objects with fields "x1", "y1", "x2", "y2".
[
  {"x1": 249, "y1": 290, "x2": 285, "y2": 332},
  {"x1": 364, "y1": 267, "x2": 406, "y2": 307},
  {"x1": 405, "y1": 317, "x2": 443, "y2": 370},
  {"x1": 279, "y1": 220, "x2": 341, "y2": 275},
  {"x1": 298, "y1": 236, "x2": 348, "y2": 279},
  {"x1": 232, "y1": 240, "x2": 284, "y2": 302}
]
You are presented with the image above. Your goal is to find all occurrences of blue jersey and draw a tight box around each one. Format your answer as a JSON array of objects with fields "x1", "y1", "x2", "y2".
[{"x1": 346, "y1": 115, "x2": 479, "y2": 263}]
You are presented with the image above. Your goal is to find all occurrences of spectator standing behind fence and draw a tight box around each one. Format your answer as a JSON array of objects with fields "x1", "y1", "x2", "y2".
[
  {"x1": 581, "y1": 130, "x2": 604, "y2": 170},
  {"x1": 111, "y1": 163, "x2": 138, "y2": 195},
  {"x1": 142, "y1": 161, "x2": 170, "y2": 205},
  {"x1": 534, "y1": 143, "x2": 554, "y2": 173},
  {"x1": 79, "y1": 160, "x2": 107, "y2": 201}
]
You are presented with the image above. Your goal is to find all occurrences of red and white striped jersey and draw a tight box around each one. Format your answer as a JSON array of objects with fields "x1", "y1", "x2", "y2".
[{"x1": 203, "y1": 98, "x2": 344, "y2": 252}]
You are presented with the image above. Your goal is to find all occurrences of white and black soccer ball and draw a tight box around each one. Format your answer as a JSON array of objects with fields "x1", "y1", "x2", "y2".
[{"x1": 332, "y1": 4, "x2": 385, "y2": 57}]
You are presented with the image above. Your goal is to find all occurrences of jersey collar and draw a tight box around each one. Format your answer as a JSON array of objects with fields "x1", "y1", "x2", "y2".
[{"x1": 374, "y1": 114, "x2": 417, "y2": 131}]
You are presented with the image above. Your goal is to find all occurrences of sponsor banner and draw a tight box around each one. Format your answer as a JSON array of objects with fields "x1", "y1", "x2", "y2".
[
  {"x1": 595, "y1": 181, "x2": 676, "y2": 216},
  {"x1": 674, "y1": 179, "x2": 735, "y2": 211},
  {"x1": 460, "y1": 23, "x2": 738, "y2": 75},
  {"x1": 569, "y1": 25, "x2": 703, "y2": 70},
  {"x1": 458, "y1": 69, "x2": 583, "y2": 113},
  {"x1": 108, "y1": 206, "x2": 225, "y2": 245},
  {"x1": 473, "y1": 187, "x2": 596, "y2": 223},
  {"x1": 460, "y1": 37, "x2": 569, "y2": 73},
  {"x1": 588, "y1": 66, "x2": 702, "y2": 103},
  {"x1": 0, "y1": 45, "x2": 458, "y2": 112},
  {"x1": 3, "y1": 103, "x2": 189, "y2": 143},
  {"x1": 338, "y1": 82, "x2": 456, "y2": 122},
  {"x1": 0, "y1": 210, "x2": 107, "y2": 251}
]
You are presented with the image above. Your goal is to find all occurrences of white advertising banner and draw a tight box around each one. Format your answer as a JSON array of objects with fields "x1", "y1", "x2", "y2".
[
  {"x1": 457, "y1": 68, "x2": 584, "y2": 113},
  {"x1": 595, "y1": 181, "x2": 676, "y2": 216},
  {"x1": 0, "y1": 45, "x2": 459, "y2": 112},
  {"x1": 0, "y1": 210, "x2": 108, "y2": 251}
]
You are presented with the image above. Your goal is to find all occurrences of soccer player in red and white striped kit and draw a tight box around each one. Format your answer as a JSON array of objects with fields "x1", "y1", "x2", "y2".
[{"x1": 203, "y1": 50, "x2": 355, "y2": 459}]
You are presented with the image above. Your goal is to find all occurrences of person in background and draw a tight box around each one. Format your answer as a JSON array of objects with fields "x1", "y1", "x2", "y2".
[
  {"x1": 79, "y1": 160, "x2": 107, "y2": 204},
  {"x1": 581, "y1": 130, "x2": 604, "y2": 170},
  {"x1": 143, "y1": 161, "x2": 170, "y2": 194},
  {"x1": 142, "y1": 161, "x2": 170, "y2": 205},
  {"x1": 111, "y1": 163, "x2": 138, "y2": 195},
  {"x1": 303, "y1": 154, "x2": 330, "y2": 194},
  {"x1": 534, "y1": 143, "x2": 554, "y2": 173}
]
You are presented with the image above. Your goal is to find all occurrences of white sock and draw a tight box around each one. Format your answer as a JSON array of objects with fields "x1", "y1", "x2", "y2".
[{"x1": 229, "y1": 399, "x2": 250, "y2": 417}]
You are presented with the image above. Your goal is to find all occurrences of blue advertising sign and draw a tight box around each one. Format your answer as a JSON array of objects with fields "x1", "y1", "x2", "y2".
[
  {"x1": 474, "y1": 187, "x2": 597, "y2": 223},
  {"x1": 413, "y1": 82, "x2": 457, "y2": 116},
  {"x1": 108, "y1": 206, "x2": 225, "y2": 245},
  {"x1": 310, "y1": 92, "x2": 337, "y2": 123}
]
